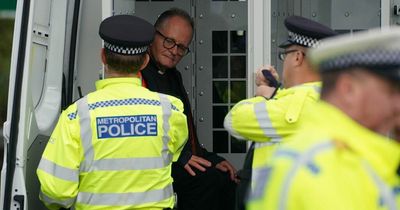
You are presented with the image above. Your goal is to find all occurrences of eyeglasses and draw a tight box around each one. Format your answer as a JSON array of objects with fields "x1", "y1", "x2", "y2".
[
  {"x1": 156, "y1": 30, "x2": 190, "y2": 56},
  {"x1": 278, "y1": 49, "x2": 305, "y2": 61}
]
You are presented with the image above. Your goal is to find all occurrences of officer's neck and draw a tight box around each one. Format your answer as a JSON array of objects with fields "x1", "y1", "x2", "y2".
[{"x1": 286, "y1": 66, "x2": 320, "y2": 88}]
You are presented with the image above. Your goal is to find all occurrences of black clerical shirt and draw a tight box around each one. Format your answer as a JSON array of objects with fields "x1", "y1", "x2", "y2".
[{"x1": 141, "y1": 57, "x2": 225, "y2": 167}]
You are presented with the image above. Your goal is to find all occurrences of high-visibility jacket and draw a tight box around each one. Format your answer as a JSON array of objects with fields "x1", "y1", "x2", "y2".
[
  {"x1": 224, "y1": 82, "x2": 320, "y2": 185},
  {"x1": 247, "y1": 101, "x2": 400, "y2": 210},
  {"x1": 37, "y1": 77, "x2": 188, "y2": 210}
]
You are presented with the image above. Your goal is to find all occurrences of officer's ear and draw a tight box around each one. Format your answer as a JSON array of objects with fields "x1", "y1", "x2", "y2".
[
  {"x1": 295, "y1": 51, "x2": 305, "y2": 65},
  {"x1": 336, "y1": 71, "x2": 362, "y2": 107},
  {"x1": 138, "y1": 53, "x2": 150, "y2": 71},
  {"x1": 101, "y1": 48, "x2": 107, "y2": 65}
]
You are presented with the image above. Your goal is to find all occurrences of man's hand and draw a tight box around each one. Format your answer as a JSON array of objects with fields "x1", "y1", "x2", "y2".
[
  {"x1": 184, "y1": 155, "x2": 212, "y2": 176},
  {"x1": 255, "y1": 65, "x2": 279, "y2": 87},
  {"x1": 216, "y1": 160, "x2": 239, "y2": 183}
]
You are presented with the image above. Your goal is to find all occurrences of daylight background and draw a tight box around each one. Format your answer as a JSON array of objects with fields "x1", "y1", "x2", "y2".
[{"x1": 0, "y1": 0, "x2": 17, "y2": 168}]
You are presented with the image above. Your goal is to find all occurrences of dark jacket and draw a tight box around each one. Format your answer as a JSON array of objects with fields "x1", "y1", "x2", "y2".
[{"x1": 141, "y1": 57, "x2": 225, "y2": 166}]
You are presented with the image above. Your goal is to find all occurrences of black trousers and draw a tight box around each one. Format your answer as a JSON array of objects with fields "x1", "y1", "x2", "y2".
[{"x1": 171, "y1": 163, "x2": 236, "y2": 210}]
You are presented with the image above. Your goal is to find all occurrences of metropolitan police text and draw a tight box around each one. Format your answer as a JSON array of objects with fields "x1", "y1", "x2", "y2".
[{"x1": 96, "y1": 115, "x2": 158, "y2": 139}]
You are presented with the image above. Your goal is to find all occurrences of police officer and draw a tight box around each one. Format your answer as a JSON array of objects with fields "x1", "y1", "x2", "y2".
[
  {"x1": 37, "y1": 15, "x2": 188, "y2": 210},
  {"x1": 223, "y1": 16, "x2": 336, "y2": 209},
  {"x1": 247, "y1": 28, "x2": 400, "y2": 210}
]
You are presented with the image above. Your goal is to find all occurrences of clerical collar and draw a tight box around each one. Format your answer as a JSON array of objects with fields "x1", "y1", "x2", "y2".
[
  {"x1": 158, "y1": 70, "x2": 166, "y2": 75},
  {"x1": 148, "y1": 53, "x2": 168, "y2": 75}
]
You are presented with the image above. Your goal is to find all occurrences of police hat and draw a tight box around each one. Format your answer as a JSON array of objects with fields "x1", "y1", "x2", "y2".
[
  {"x1": 309, "y1": 27, "x2": 400, "y2": 82},
  {"x1": 99, "y1": 15, "x2": 155, "y2": 55},
  {"x1": 279, "y1": 16, "x2": 337, "y2": 48}
]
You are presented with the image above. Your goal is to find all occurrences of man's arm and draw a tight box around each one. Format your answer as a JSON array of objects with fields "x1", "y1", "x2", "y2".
[
  {"x1": 201, "y1": 148, "x2": 238, "y2": 182},
  {"x1": 174, "y1": 128, "x2": 236, "y2": 179},
  {"x1": 224, "y1": 96, "x2": 288, "y2": 143},
  {"x1": 224, "y1": 83, "x2": 319, "y2": 143},
  {"x1": 202, "y1": 148, "x2": 225, "y2": 165},
  {"x1": 224, "y1": 65, "x2": 291, "y2": 142},
  {"x1": 168, "y1": 97, "x2": 189, "y2": 161},
  {"x1": 36, "y1": 108, "x2": 81, "y2": 210}
]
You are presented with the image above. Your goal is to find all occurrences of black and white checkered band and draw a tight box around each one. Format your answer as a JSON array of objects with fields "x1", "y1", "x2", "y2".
[
  {"x1": 104, "y1": 41, "x2": 148, "y2": 55},
  {"x1": 288, "y1": 31, "x2": 319, "y2": 48},
  {"x1": 320, "y1": 49, "x2": 400, "y2": 72}
]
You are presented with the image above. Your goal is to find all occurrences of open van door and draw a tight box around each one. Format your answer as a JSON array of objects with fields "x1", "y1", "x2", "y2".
[
  {"x1": 0, "y1": 1, "x2": 142, "y2": 208},
  {"x1": 0, "y1": 0, "x2": 82, "y2": 209}
]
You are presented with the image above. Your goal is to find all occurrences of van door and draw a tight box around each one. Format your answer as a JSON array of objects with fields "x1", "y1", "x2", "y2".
[{"x1": 1, "y1": 0, "x2": 81, "y2": 209}]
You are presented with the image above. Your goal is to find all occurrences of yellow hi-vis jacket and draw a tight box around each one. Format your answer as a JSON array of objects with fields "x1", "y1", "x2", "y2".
[
  {"x1": 247, "y1": 101, "x2": 400, "y2": 210},
  {"x1": 224, "y1": 82, "x2": 320, "y2": 184},
  {"x1": 37, "y1": 78, "x2": 188, "y2": 210}
]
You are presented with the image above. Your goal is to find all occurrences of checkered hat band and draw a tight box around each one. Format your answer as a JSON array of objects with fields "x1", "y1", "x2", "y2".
[
  {"x1": 67, "y1": 98, "x2": 179, "y2": 120},
  {"x1": 320, "y1": 50, "x2": 400, "y2": 72},
  {"x1": 104, "y1": 41, "x2": 148, "y2": 55},
  {"x1": 288, "y1": 31, "x2": 319, "y2": 48}
]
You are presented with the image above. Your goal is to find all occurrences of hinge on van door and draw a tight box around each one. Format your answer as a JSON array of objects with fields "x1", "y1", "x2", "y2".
[{"x1": 13, "y1": 194, "x2": 24, "y2": 210}]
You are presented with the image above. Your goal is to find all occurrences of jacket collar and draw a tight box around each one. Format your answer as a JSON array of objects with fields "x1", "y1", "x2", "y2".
[
  {"x1": 275, "y1": 81, "x2": 321, "y2": 98},
  {"x1": 95, "y1": 77, "x2": 141, "y2": 90},
  {"x1": 312, "y1": 102, "x2": 400, "y2": 180}
]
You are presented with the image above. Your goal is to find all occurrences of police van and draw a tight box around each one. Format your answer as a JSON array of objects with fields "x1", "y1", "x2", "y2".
[{"x1": 1, "y1": 0, "x2": 398, "y2": 209}]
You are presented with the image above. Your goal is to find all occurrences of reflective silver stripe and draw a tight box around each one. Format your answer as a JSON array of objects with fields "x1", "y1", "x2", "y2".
[
  {"x1": 224, "y1": 111, "x2": 246, "y2": 140},
  {"x1": 278, "y1": 141, "x2": 333, "y2": 210},
  {"x1": 77, "y1": 184, "x2": 173, "y2": 206},
  {"x1": 224, "y1": 101, "x2": 254, "y2": 140},
  {"x1": 254, "y1": 140, "x2": 281, "y2": 149},
  {"x1": 249, "y1": 150, "x2": 300, "y2": 201},
  {"x1": 363, "y1": 162, "x2": 397, "y2": 210},
  {"x1": 38, "y1": 158, "x2": 79, "y2": 182},
  {"x1": 77, "y1": 96, "x2": 94, "y2": 172},
  {"x1": 251, "y1": 167, "x2": 273, "y2": 199},
  {"x1": 159, "y1": 93, "x2": 173, "y2": 164},
  {"x1": 85, "y1": 157, "x2": 169, "y2": 171},
  {"x1": 40, "y1": 190, "x2": 76, "y2": 208},
  {"x1": 312, "y1": 85, "x2": 321, "y2": 93},
  {"x1": 254, "y1": 101, "x2": 281, "y2": 140}
]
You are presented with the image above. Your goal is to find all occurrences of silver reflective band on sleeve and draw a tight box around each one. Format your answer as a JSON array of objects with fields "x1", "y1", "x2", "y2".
[
  {"x1": 223, "y1": 111, "x2": 246, "y2": 140},
  {"x1": 278, "y1": 141, "x2": 333, "y2": 210},
  {"x1": 38, "y1": 158, "x2": 79, "y2": 182},
  {"x1": 363, "y1": 161, "x2": 397, "y2": 210},
  {"x1": 224, "y1": 101, "x2": 262, "y2": 140},
  {"x1": 254, "y1": 101, "x2": 281, "y2": 140},
  {"x1": 77, "y1": 184, "x2": 173, "y2": 206},
  {"x1": 158, "y1": 93, "x2": 173, "y2": 164},
  {"x1": 77, "y1": 96, "x2": 95, "y2": 172},
  {"x1": 254, "y1": 141, "x2": 281, "y2": 149},
  {"x1": 40, "y1": 190, "x2": 76, "y2": 208}
]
